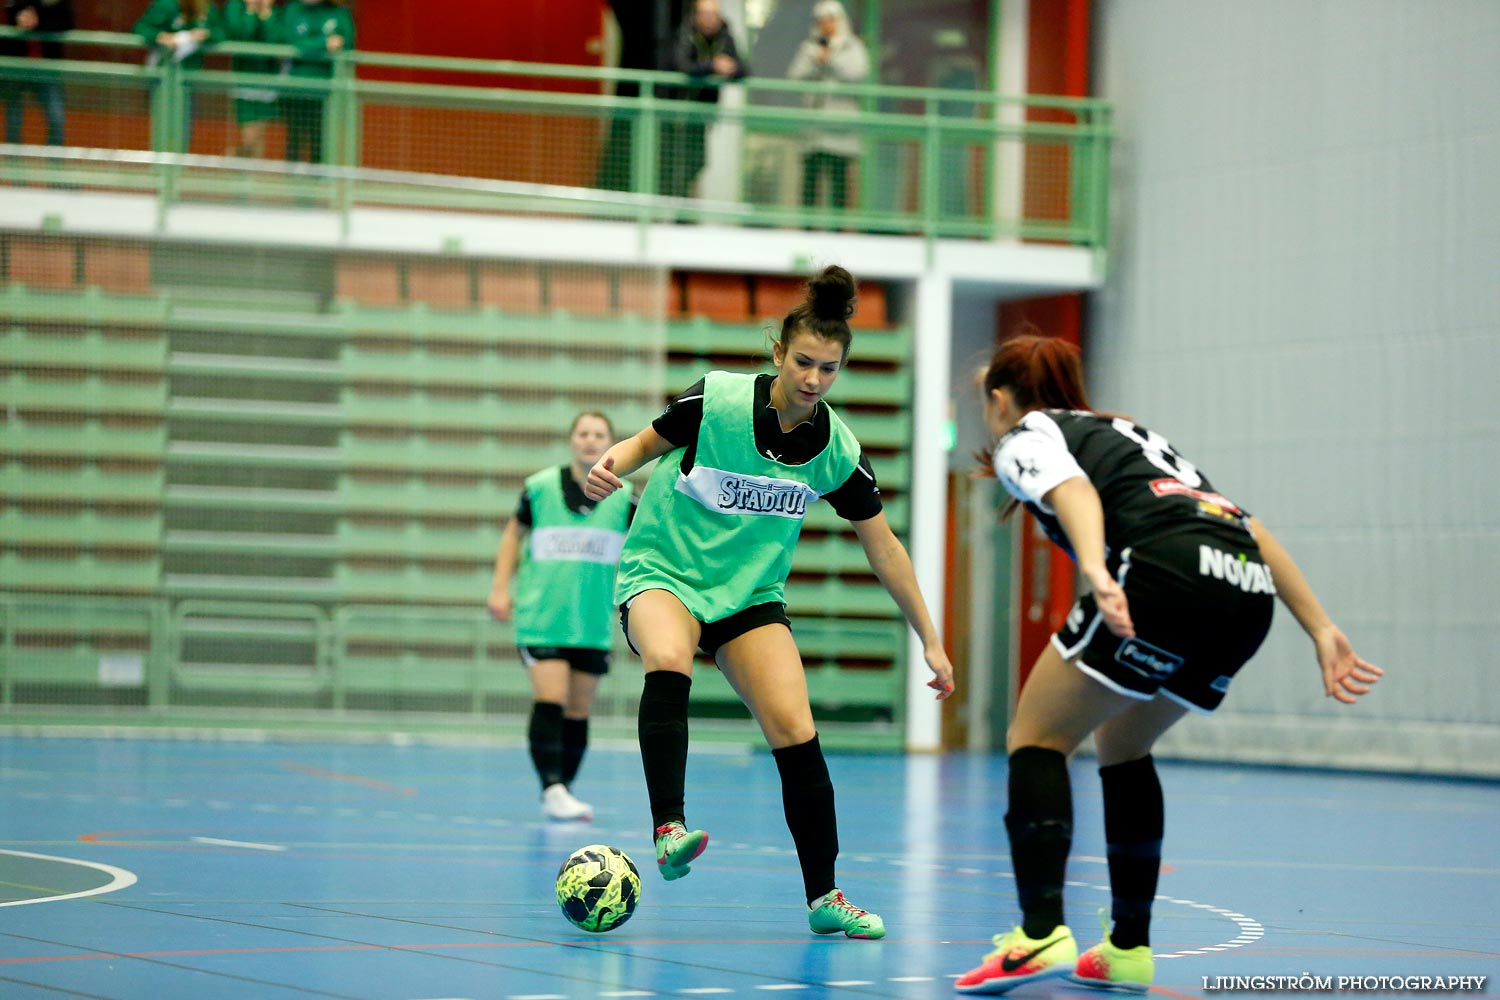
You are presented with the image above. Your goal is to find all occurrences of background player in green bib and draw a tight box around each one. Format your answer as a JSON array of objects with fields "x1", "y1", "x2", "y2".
[
  {"x1": 585, "y1": 266, "x2": 956, "y2": 939},
  {"x1": 489, "y1": 412, "x2": 634, "y2": 822}
]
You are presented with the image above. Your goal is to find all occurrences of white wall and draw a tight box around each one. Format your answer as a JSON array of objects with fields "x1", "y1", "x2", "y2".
[{"x1": 1091, "y1": 0, "x2": 1500, "y2": 775}]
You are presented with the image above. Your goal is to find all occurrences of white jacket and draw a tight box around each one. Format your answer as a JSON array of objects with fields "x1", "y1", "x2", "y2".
[{"x1": 786, "y1": 31, "x2": 870, "y2": 158}]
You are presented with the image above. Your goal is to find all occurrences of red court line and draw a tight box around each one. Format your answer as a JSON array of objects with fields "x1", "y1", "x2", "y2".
[
  {"x1": 280, "y1": 761, "x2": 418, "y2": 796},
  {"x1": 1149, "y1": 986, "x2": 1203, "y2": 1000},
  {"x1": 0, "y1": 937, "x2": 846, "y2": 966}
]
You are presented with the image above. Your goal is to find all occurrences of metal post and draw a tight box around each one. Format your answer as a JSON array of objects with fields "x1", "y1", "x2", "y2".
[
  {"x1": 631, "y1": 89, "x2": 660, "y2": 223},
  {"x1": 905, "y1": 271, "x2": 952, "y2": 752},
  {"x1": 921, "y1": 96, "x2": 941, "y2": 240}
]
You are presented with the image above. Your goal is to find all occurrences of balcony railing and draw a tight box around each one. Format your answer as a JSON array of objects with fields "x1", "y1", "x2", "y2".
[{"x1": 0, "y1": 29, "x2": 1112, "y2": 245}]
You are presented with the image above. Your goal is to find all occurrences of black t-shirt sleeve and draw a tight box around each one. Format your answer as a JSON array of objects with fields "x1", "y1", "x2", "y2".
[
  {"x1": 514, "y1": 489, "x2": 532, "y2": 528},
  {"x1": 823, "y1": 452, "x2": 883, "y2": 522},
  {"x1": 651, "y1": 378, "x2": 706, "y2": 448}
]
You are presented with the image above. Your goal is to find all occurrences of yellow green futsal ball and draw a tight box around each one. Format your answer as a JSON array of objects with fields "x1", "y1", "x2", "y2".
[{"x1": 556, "y1": 844, "x2": 641, "y2": 933}]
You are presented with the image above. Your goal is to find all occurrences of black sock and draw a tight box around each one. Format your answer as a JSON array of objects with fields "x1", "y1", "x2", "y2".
[
  {"x1": 1100, "y1": 755, "x2": 1164, "y2": 949},
  {"x1": 772, "y1": 734, "x2": 839, "y2": 905},
  {"x1": 1005, "y1": 746, "x2": 1073, "y2": 938},
  {"x1": 561, "y1": 717, "x2": 589, "y2": 786},
  {"x1": 638, "y1": 670, "x2": 692, "y2": 830},
  {"x1": 528, "y1": 701, "x2": 565, "y2": 790}
]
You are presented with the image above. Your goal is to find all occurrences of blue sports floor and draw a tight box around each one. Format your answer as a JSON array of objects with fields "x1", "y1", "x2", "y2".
[{"x1": 0, "y1": 736, "x2": 1494, "y2": 999}]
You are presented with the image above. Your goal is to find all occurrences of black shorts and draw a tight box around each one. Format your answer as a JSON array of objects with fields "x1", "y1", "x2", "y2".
[
  {"x1": 517, "y1": 646, "x2": 611, "y2": 676},
  {"x1": 1053, "y1": 530, "x2": 1275, "y2": 713},
  {"x1": 619, "y1": 596, "x2": 792, "y2": 659}
]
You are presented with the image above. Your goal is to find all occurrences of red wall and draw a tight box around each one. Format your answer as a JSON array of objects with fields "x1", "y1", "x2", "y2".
[
  {"x1": 74, "y1": 0, "x2": 605, "y2": 65},
  {"x1": 56, "y1": 1, "x2": 609, "y2": 184},
  {"x1": 359, "y1": 1, "x2": 603, "y2": 72},
  {"x1": 1023, "y1": 0, "x2": 1091, "y2": 229}
]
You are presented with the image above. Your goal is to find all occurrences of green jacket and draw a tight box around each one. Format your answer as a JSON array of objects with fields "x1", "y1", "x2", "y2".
[
  {"x1": 132, "y1": 0, "x2": 222, "y2": 71},
  {"x1": 281, "y1": 1, "x2": 354, "y2": 79},
  {"x1": 220, "y1": 0, "x2": 280, "y2": 76}
]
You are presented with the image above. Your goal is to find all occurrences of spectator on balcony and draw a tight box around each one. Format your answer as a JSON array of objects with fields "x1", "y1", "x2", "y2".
[
  {"x1": 280, "y1": 0, "x2": 353, "y2": 165},
  {"x1": 659, "y1": 0, "x2": 747, "y2": 201},
  {"x1": 133, "y1": 0, "x2": 221, "y2": 149},
  {"x1": 134, "y1": 0, "x2": 219, "y2": 71},
  {"x1": 3, "y1": 0, "x2": 76, "y2": 146},
  {"x1": 787, "y1": 0, "x2": 868, "y2": 216},
  {"x1": 222, "y1": 0, "x2": 280, "y2": 159}
]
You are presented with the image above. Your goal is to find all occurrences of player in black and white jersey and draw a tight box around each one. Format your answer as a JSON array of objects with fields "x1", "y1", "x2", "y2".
[{"x1": 956, "y1": 335, "x2": 1382, "y2": 995}]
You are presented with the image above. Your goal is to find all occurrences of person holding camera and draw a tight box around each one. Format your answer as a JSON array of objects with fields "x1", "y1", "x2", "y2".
[{"x1": 787, "y1": 0, "x2": 869, "y2": 216}]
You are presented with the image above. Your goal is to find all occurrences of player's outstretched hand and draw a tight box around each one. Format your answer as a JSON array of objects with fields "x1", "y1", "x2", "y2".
[
  {"x1": 1089, "y1": 572, "x2": 1135, "y2": 638},
  {"x1": 924, "y1": 644, "x2": 956, "y2": 701},
  {"x1": 585, "y1": 455, "x2": 622, "y2": 501},
  {"x1": 1315, "y1": 625, "x2": 1383, "y2": 704}
]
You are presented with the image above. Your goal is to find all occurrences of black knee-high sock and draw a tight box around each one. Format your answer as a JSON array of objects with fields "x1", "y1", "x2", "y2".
[
  {"x1": 1100, "y1": 755, "x2": 1164, "y2": 949},
  {"x1": 528, "y1": 701, "x2": 565, "y2": 790},
  {"x1": 638, "y1": 671, "x2": 691, "y2": 830},
  {"x1": 1005, "y1": 746, "x2": 1073, "y2": 938},
  {"x1": 772, "y1": 734, "x2": 839, "y2": 905},
  {"x1": 561, "y1": 717, "x2": 589, "y2": 786}
]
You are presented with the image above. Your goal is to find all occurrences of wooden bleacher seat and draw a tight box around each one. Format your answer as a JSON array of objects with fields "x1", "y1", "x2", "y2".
[
  {"x1": 617, "y1": 269, "x2": 666, "y2": 317},
  {"x1": 546, "y1": 266, "x2": 611, "y2": 315},
  {"x1": 335, "y1": 257, "x2": 402, "y2": 306},
  {"x1": 475, "y1": 261, "x2": 542, "y2": 313},
  {"x1": 754, "y1": 274, "x2": 889, "y2": 326},
  {"x1": 754, "y1": 275, "x2": 806, "y2": 319},
  {"x1": 683, "y1": 271, "x2": 752, "y2": 322},
  {"x1": 6, "y1": 237, "x2": 76, "y2": 289},
  {"x1": 406, "y1": 262, "x2": 472, "y2": 310},
  {"x1": 83, "y1": 242, "x2": 152, "y2": 294}
]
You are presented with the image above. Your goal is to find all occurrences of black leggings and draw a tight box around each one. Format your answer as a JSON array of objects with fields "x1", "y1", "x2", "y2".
[
  {"x1": 283, "y1": 96, "x2": 325, "y2": 163},
  {"x1": 802, "y1": 151, "x2": 850, "y2": 210}
]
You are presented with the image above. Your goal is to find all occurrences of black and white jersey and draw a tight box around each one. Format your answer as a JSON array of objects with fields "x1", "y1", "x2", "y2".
[{"x1": 992, "y1": 409, "x2": 1252, "y2": 557}]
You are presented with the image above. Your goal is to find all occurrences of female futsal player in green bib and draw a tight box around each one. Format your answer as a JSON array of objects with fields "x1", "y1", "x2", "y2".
[
  {"x1": 490, "y1": 412, "x2": 633, "y2": 821},
  {"x1": 585, "y1": 266, "x2": 955, "y2": 939}
]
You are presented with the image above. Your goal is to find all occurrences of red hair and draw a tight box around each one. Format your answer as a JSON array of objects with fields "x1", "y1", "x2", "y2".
[
  {"x1": 980, "y1": 332, "x2": 1091, "y2": 411},
  {"x1": 974, "y1": 334, "x2": 1094, "y2": 506}
]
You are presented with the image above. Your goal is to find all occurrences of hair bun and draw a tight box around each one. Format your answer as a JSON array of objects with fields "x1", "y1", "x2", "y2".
[{"x1": 806, "y1": 264, "x2": 857, "y2": 321}]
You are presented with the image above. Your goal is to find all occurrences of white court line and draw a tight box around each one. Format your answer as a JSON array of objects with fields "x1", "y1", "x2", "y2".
[
  {"x1": 190, "y1": 836, "x2": 287, "y2": 852},
  {"x1": 823, "y1": 982, "x2": 873, "y2": 987},
  {"x1": 0, "y1": 849, "x2": 138, "y2": 907}
]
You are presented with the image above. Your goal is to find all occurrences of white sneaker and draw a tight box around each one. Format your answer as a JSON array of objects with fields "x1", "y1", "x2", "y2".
[{"x1": 541, "y1": 783, "x2": 593, "y2": 821}]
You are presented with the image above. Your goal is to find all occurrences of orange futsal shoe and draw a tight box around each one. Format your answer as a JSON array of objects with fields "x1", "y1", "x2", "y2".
[{"x1": 955, "y1": 925, "x2": 1078, "y2": 994}]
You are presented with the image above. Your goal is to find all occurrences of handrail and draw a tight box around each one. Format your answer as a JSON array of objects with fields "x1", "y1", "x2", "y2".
[
  {"x1": 0, "y1": 26, "x2": 1113, "y2": 247},
  {"x1": 0, "y1": 27, "x2": 1110, "y2": 115}
]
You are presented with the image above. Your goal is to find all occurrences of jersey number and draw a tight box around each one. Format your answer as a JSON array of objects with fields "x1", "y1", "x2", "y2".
[{"x1": 1110, "y1": 419, "x2": 1202, "y2": 487}]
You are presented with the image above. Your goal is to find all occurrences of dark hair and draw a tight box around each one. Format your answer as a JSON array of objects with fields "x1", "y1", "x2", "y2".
[
  {"x1": 779, "y1": 264, "x2": 857, "y2": 361},
  {"x1": 569, "y1": 410, "x2": 615, "y2": 439}
]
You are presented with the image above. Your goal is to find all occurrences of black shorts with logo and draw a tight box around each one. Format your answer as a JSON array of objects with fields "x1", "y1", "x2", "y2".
[
  {"x1": 517, "y1": 646, "x2": 611, "y2": 676},
  {"x1": 1053, "y1": 529, "x2": 1275, "y2": 713},
  {"x1": 619, "y1": 595, "x2": 792, "y2": 659}
]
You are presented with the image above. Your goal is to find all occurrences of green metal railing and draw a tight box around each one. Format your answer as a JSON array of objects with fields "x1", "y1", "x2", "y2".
[{"x1": 0, "y1": 29, "x2": 1112, "y2": 245}]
